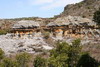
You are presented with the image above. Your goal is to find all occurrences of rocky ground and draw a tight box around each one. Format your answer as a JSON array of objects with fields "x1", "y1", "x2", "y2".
[
  {"x1": 0, "y1": 35, "x2": 53, "y2": 55},
  {"x1": 0, "y1": 33, "x2": 100, "y2": 55}
]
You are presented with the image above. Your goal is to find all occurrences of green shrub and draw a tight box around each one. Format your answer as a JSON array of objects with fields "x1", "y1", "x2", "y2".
[
  {"x1": 0, "y1": 57, "x2": 18, "y2": 67},
  {"x1": 16, "y1": 52, "x2": 31, "y2": 67},
  {"x1": 48, "y1": 42, "x2": 70, "y2": 67},
  {"x1": 0, "y1": 30, "x2": 8, "y2": 35},
  {"x1": 33, "y1": 56, "x2": 47, "y2": 67},
  {"x1": 93, "y1": 8, "x2": 100, "y2": 26},
  {"x1": 0, "y1": 48, "x2": 4, "y2": 61},
  {"x1": 68, "y1": 39, "x2": 81, "y2": 67},
  {"x1": 48, "y1": 39, "x2": 82, "y2": 67}
]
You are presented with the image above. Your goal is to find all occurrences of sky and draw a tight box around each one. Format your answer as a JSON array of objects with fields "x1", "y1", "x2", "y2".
[{"x1": 0, "y1": 0, "x2": 83, "y2": 19}]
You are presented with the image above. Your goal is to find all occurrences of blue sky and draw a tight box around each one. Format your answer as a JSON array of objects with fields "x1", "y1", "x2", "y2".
[{"x1": 0, "y1": 0, "x2": 83, "y2": 19}]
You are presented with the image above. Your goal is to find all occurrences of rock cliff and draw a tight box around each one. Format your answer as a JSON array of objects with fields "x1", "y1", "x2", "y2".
[{"x1": 57, "y1": 0, "x2": 100, "y2": 19}]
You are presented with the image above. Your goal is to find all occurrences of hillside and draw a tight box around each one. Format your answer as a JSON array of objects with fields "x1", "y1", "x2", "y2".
[
  {"x1": 1, "y1": 0, "x2": 100, "y2": 30},
  {"x1": 0, "y1": 0, "x2": 100, "y2": 65},
  {"x1": 57, "y1": 0, "x2": 100, "y2": 19}
]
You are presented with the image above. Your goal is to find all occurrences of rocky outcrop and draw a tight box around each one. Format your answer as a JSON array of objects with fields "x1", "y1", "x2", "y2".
[
  {"x1": 0, "y1": 16, "x2": 100, "y2": 55},
  {"x1": 57, "y1": 0, "x2": 100, "y2": 19},
  {"x1": 12, "y1": 20, "x2": 40, "y2": 28},
  {"x1": 0, "y1": 35, "x2": 53, "y2": 55}
]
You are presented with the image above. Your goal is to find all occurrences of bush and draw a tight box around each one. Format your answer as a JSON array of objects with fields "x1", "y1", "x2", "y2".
[
  {"x1": 0, "y1": 48, "x2": 4, "y2": 61},
  {"x1": 93, "y1": 8, "x2": 100, "y2": 26},
  {"x1": 16, "y1": 52, "x2": 31, "y2": 67},
  {"x1": 0, "y1": 30, "x2": 8, "y2": 35},
  {"x1": 48, "y1": 39, "x2": 82, "y2": 67},
  {"x1": 48, "y1": 42, "x2": 70, "y2": 67},
  {"x1": 33, "y1": 56, "x2": 47, "y2": 67},
  {"x1": 68, "y1": 39, "x2": 81, "y2": 67},
  {"x1": 0, "y1": 57, "x2": 18, "y2": 67}
]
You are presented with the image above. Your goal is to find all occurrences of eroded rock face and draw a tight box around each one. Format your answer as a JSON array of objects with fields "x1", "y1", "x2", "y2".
[
  {"x1": 0, "y1": 35, "x2": 53, "y2": 55},
  {"x1": 0, "y1": 31, "x2": 100, "y2": 55},
  {"x1": 47, "y1": 16, "x2": 100, "y2": 40},
  {"x1": 0, "y1": 16, "x2": 100, "y2": 55}
]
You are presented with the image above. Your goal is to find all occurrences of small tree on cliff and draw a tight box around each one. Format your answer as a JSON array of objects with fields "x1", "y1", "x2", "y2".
[{"x1": 93, "y1": 8, "x2": 100, "y2": 26}]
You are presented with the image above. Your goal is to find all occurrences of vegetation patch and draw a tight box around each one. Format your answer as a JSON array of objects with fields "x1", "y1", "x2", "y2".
[{"x1": 0, "y1": 29, "x2": 8, "y2": 35}]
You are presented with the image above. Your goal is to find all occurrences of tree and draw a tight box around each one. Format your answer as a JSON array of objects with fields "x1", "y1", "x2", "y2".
[
  {"x1": 93, "y1": 8, "x2": 100, "y2": 26},
  {"x1": 68, "y1": 39, "x2": 81, "y2": 67},
  {"x1": 16, "y1": 52, "x2": 31, "y2": 67},
  {"x1": 77, "y1": 53, "x2": 99, "y2": 67},
  {"x1": 0, "y1": 48, "x2": 4, "y2": 61},
  {"x1": 33, "y1": 56, "x2": 47, "y2": 67},
  {"x1": 48, "y1": 42, "x2": 70, "y2": 67}
]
